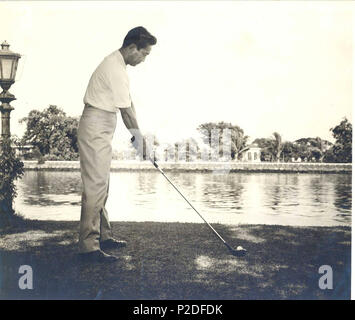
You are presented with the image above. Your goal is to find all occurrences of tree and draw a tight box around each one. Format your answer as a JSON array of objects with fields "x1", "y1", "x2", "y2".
[
  {"x1": 19, "y1": 105, "x2": 79, "y2": 160},
  {"x1": 253, "y1": 138, "x2": 273, "y2": 161},
  {"x1": 197, "y1": 122, "x2": 248, "y2": 160},
  {"x1": 311, "y1": 137, "x2": 326, "y2": 162},
  {"x1": 294, "y1": 137, "x2": 333, "y2": 162},
  {"x1": 173, "y1": 138, "x2": 200, "y2": 162},
  {"x1": 280, "y1": 141, "x2": 296, "y2": 162},
  {"x1": 254, "y1": 133, "x2": 283, "y2": 162},
  {"x1": 328, "y1": 118, "x2": 352, "y2": 163}
]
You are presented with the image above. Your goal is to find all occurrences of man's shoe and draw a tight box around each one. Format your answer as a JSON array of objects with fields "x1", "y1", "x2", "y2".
[
  {"x1": 100, "y1": 238, "x2": 127, "y2": 250},
  {"x1": 79, "y1": 249, "x2": 118, "y2": 263}
]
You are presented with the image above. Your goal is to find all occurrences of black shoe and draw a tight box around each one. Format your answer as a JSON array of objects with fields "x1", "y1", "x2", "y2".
[
  {"x1": 100, "y1": 238, "x2": 127, "y2": 250},
  {"x1": 79, "y1": 250, "x2": 118, "y2": 263}
]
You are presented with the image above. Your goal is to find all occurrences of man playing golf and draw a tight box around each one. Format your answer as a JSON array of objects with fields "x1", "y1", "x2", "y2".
[{"x1": 78, "y1": 26, "x2": 157, "y2": 262}]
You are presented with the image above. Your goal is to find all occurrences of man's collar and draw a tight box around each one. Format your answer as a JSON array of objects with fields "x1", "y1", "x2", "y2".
[{"x1": 116, "y1": 50, "x2": 126, "y2": 68}]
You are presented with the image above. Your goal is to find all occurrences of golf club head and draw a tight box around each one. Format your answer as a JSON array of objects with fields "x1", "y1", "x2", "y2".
[{"x1": 229, "y1": 246, "x2": 247, "y2": 257}]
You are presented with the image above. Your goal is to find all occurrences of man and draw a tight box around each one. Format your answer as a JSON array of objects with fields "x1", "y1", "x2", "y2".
[{"x1": 78, "y1": 26, "x2": 157, "y2": 262}]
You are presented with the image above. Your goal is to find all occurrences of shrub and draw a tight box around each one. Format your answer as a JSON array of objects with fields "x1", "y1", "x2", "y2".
[{"x1": 0, "y1": 137, "x2": 24, "y2": 216}]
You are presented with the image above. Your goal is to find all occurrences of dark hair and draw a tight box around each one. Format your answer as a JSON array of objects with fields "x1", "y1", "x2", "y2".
[{"x1": 122, "y1": 26, "x2": 157, "y2": 50}]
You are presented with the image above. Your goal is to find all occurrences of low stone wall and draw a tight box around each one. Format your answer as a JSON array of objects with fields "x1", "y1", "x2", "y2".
[{"x1": 23, "y1": 160, "x2": 352, "y2": 174}]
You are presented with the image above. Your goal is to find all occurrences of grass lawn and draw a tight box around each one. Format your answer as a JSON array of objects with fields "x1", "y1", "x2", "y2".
[{"x1": 0, "y1": 217, "x2": 351, "y2": 300}]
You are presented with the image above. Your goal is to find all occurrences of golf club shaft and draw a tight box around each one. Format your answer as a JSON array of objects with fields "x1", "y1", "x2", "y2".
[{"x1": 152, "y1": 160, "x2": 230, "y2": 247}]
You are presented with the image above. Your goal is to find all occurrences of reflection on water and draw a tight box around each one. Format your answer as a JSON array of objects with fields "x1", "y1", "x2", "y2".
[
  {"x1": 15, "y1": 171, "x2": 351, "y2": 226},
  {"x1": 333, "y1": 174, "x2": 352, "y2": 211},
  {"x1": 19, "y1": 172, "x2": 82, "y2": 207}
]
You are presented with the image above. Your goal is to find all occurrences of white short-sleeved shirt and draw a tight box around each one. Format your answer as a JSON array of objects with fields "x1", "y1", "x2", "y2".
[{"x1": 83, "y1": 50, "x2": 131, "y2": 113}]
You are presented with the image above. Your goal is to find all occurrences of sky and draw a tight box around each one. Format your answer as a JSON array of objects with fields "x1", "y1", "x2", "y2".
[{"x1": 0, "y1": 1, "x2": 353, "y2": 148}]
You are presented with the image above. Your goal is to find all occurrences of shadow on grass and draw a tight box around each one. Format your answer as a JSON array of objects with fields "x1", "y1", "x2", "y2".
[
  {"x1": 0, "y1": 217, "x2": 351, "y2": 300},
  {"x1": 213, "y1": 224, "x2": 351, "y2": 299}
]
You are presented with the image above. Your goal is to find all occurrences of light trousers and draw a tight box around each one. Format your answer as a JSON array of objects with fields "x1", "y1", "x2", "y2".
[{"x1": 77, "y1": 105, "x2": 117, "y2": 253}]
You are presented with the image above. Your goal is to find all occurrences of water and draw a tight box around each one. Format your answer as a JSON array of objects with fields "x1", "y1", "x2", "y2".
[{"x1": 14, "y1": 171, "x2": 351, "y2": 226}]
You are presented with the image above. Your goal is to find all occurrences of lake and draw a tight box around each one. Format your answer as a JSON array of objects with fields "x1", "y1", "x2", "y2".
[{"x1": 14, "y1": 171, "x2": 351, "y2": 227}]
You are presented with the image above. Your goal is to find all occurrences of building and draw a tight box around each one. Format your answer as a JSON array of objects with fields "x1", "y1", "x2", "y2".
[
  {"x1": 12, "y1": 144, "x2": 35, "y2": 159},
  {"x1": 241, "y1": 144, "x2": 261, "y2": 162}
]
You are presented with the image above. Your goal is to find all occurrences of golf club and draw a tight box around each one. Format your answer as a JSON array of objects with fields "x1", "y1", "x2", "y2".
[{"x1": 151, "y1": 158, "x2": 247, "y2": 257}]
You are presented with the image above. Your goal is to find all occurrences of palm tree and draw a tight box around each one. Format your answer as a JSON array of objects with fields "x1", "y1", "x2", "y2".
[
  {"x1": 266, "y1": 132, "x2": 283, "y2": 162},
  {"x1": 273, "y1": 132, "x2": 283, "y2": 162}
]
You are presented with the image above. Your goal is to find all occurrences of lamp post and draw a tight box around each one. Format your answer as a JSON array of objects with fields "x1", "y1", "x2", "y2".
[{"x1": 0, "y1": 41, "x2": 21, "y2": 138}]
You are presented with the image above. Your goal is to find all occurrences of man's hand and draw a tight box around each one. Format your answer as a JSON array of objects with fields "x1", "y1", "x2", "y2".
[
  {"x1": 130, "y1": 133, "x2": 144, "y2": 155},
  {"x1": 131, "y1": 135, "x2": 157, "y2": 164},
  {"x1": 119, "y1": 106, "x2": 157, "y2": 164}
]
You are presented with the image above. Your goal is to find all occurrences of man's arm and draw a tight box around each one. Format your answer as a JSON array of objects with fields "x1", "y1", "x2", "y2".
[
  {"x1": 119, "y1": 106, "x2": 146, "y2": 156},
  {"x1": 130, "y1": 101, "x2": 137, "y2": 118},
  {"x1": 119, "y1": 106, "x2": 140, "y2": 135}
]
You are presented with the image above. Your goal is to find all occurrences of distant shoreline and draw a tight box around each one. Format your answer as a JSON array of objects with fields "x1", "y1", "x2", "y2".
[{"x1": 22, "y1": 160, "x2": 352, "y2": 174}]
